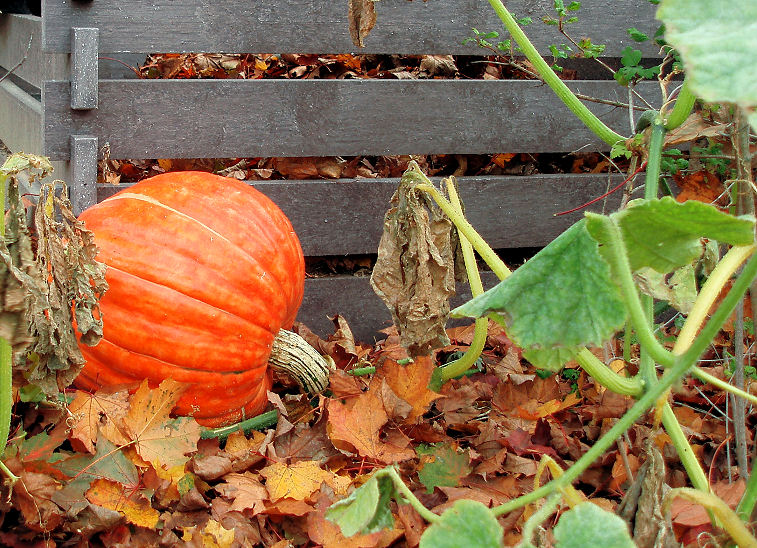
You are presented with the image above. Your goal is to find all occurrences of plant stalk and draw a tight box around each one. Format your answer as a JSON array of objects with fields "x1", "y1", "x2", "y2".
[
  {"x1": 492, "y1": 240, "x2": 757, "y2": 517},
  {"x1": 200, "y1": 410, "x2": 279, "y2": 439},
  {"x1": 486, "y1": 0, "x2": 626, "y2": 147},
  {"x1": 437, "y1": 178, "x2": 488, "y2": 381},
  {"x1": 664, "y1": 80, "x2": 697, "y2": 130},
  {"x1": 574, "y1": 348, "x2": 642, "y2": 397},
  {"x1": 0, "y1": 171, "x2": 12, "y2": 464}
]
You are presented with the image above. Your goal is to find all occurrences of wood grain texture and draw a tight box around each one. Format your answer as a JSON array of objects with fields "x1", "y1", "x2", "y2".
[
  {"x1": 97, "y1": 173, "x2": 622, "y2": 256},
  {"x1": 0, "y1": 14, "x2": 68, "y2": 89},
  {"x1": 41, "y1": 0, "x2": 660, "y2": 57},
  {"x1": 299, "y1": 273, "x2": 502, "y2": 342},
  {"x1": 43, "y1": 79, "x2": 660, "y2": 161},
  {"x1": 0, "y1": 77, "x2": 42, "y2": 153}
]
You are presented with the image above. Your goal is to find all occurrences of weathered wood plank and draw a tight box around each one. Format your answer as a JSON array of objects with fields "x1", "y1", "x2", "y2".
[
  {"x1": 42, "y1": 0, "x2": 660, "y2": 56},
  {"x1": 44, "y1": 79, "x2": 659, "y2": 161},
  {"x1": 0, "y1": 76, "x2": 42, "y2": 153},
  {"x1": 97, "y1": 173, "x2": 622, "y2": 256},
  {"x1": 0, "y1": 14, "x2": 68, "y2": 89},
  {"x1": 299, "y1": 273, "x2": 502, "y2": 342}
]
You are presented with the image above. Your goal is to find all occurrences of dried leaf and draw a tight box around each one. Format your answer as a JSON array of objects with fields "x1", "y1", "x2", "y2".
[
  {"x1": 327, "y1": 376, "x2": 415, "y2": 463},
  {"x1": 215, "y1": 472, "x2": 268, "y2": 514},
  {"x1": 120, "y1": 379, "x2": 202, "y2": 468},
  {"x1": 13, "y1": 180, "x2": 108, "y2": 394},
  {"x1": 379, "y1": 357, "x2": 443, "y2": 423},
  {"x1": 348, "y1": 0, "x2": 377, "y2": 48},
  {"x1": 371, "y1": 167, "x2": 461, "y2": 356},
  {"x1": 86, "y1": 478, "x2": 160, "y2": 528}
]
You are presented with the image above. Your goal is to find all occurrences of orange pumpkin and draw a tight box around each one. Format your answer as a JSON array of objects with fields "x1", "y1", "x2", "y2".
[{"x1": 75, "y1": 171, "x2": 305, "y2": 426}]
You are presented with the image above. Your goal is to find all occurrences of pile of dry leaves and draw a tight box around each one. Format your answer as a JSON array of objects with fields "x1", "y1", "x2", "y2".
[{"x1": 0, "y1": 315, "x2": 747, "y2": 547}]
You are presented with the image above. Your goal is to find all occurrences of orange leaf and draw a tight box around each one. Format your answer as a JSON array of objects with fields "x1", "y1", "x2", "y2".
[
  {"x1": 327, "y1": 380, "x2": 415, "y2": 464},
  {"x1": 86, "y1": 478, "x2": 159, "y2": 528},
  {"x1": 380, "y1": 357, "x2": 444, "y2": 423}
]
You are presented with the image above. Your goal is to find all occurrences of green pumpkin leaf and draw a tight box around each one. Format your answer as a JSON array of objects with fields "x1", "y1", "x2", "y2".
[
  {"x1": 656, "y1": 0, "x2": 757, "y2": 131},
  {"x1": 416, "y1": 444, "x2": 472, "y2": 494},
  {"x1": 452, "y1": 220, "x2": 626, "y2": 370},
  {"x1": 420, "y1": 499, "x2": 503, "y2": 548},
  {"x1": 326, "y1": 472, "x2": 395, "y2": 537},
  {"x1": 605, "y1": 198, "x2": 754, "y2": 273},
  {"x1": 553, "y1": 502, "x2": 634, "y2": 548}
]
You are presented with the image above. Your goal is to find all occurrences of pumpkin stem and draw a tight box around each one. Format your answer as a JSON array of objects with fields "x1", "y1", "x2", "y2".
[{"x1": 268, "y1": 329, "x2": 333, "y2": 393}]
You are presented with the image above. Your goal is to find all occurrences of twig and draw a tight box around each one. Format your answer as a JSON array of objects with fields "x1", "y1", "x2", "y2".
[
  {"x1": 554, "y1": 160, "x2": 647, "y2": 216},
  {"x1": 0, "y1": 35, "x2": 33, "y2": 85}
]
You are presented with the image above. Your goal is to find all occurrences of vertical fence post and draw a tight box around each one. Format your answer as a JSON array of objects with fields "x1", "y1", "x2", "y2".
[
  {"x1": 70, "y1": 135, "x2": 97, "y2": 214},
  {"x1": 69, "y1": 27, "x2": 98, "y2": 214}
]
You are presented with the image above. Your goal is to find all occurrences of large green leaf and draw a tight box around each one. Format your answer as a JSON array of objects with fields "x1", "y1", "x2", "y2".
[
  {"x1": 553, "y1": 503, "x2": 634, "y2": 548},
  {"x1": 416, "y1": 443, "x2": 472, "y2": 494},
  {"x1": 420, "y1": 499, "x2": 503, "y2": 548},
  {"x1": 605, "y1": 197, "x2": 754, "y2": 273},
  {"x1": 657, "y1": 0, "x2": 757, "y2": 131},
  {"x1": 452, "y1": 220, "x2": 626, "y2": 370},
  {"x1": 326, "y1": 473, "x2": 395, "y2": 537}
]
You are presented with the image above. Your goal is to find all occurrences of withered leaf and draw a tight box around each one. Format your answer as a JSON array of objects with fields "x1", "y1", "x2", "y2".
[
  {"x1": 348, "y1": 0, "x2": 377, "y2": 48},
  {"x1": 23, "y1": 182, "x2": 108, "y2": 393},
  {"x1": 370, "y1": 165, "x2": 461, "y2": 356}
]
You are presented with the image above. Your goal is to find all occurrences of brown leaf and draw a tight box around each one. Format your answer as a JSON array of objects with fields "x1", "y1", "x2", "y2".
[
  {"x1": 379, "y1": 357, "x2": 443, "y2": 423},
  {"x1": 327, "y1": 376, "x2": 415, "y2": 463},
  {"x1": 67, "y1": 388, "x2": 131, "y2": 453},
  {"x1": 215, "y1": 472, "x2": 268, "y2": 514},
  {"x1": 348, "y1": 0, "x2": 377, "y2": 48},
  {"x1": 370, "y1": 166, "x2": 461, "y2": 356},
  {"x1": 664, "y1": 112, "x2": 728, "y2": 146}
]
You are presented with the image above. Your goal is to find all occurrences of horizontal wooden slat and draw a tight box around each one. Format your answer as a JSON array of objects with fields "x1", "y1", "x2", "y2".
[
  {"x1": 0, "y1": 14, "x2": 68, "y2": 89},
  {"x1": 299, "y1": 273, "x2": 502, "y2": 342},
  {"x1": 44, "y1": 79, "x2": 660, "y2": 161},
  {"x1": 42, "y1": 0, "x2": 660, "y2": 56},
  {"x1": 96, "y1": 174, "x2": 623, "y2": 256}
]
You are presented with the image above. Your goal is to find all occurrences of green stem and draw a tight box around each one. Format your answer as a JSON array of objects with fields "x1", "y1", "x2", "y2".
[
  {"x1": 661, "y1": 403, "x2": 709, "y2": 492},
  {"x1": 200, "y1": 410, "x2": 279, "y2": 439},
  {"x1": 0, "y1": 171, "x2": 13, "y2": 467},
  {"x1": 644, "y1": 120, "x2": 665, "y2": 198},
  {"x1": 346, "y1": 366, "x2": 376, "y2": 377},
  {"x1": 438, "y1": 178, "x2": 488, "y2": 381},
  {"x1": 737, "y1": 457, "x2": 757, "y2": 521},
  {"x1": 664, "y1": 80, "x2": 697, "y2": 130},
  {"x1": 520, "y1": 493, "x2": 562, "y2": 545},
  {"x1": 675, "y1": 245, "x2": 755, "y2": 354},
  {"x1": 574, "y1": 348, "x2": 643, "y2": 397},
  {"x1": 681, "y1": 251, "x2": 757, "y2": 368},
  {"x1": 692, "y1": 367, "x2": 757, "y2": 406},
  {"x1": 382, "y1": 466, "x2": 441, "y2": 523},
  {"x1": 486, "y1": 0, "x2": 626, "y2": 147},
  {"x1": 492, "y1": 351, "x2": 698, "y2": 517},
  {"x1": 587, "y1": 214, "x2": 674, "y2": 367}
]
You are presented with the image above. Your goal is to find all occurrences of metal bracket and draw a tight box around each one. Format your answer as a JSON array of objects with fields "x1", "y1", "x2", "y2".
[
  {"x1": 70, "y1": 135, "x2": 98, "y2": 214},
  {"x1": 71, "y1": 27, "x2": 98, "y2": 110}
]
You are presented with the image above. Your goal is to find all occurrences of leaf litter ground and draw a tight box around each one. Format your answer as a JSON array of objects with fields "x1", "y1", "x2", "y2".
[{"x1": 1, "y1": 314, "x2": 751, "y2": 547}]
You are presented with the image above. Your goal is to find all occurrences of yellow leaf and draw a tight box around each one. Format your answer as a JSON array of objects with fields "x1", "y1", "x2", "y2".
[
  {"x1": 261, "y1": 461, "x2": 334, "y2": 502},
  {"x1": 121, "y1": 379, "x2": 202, "y2": 468},
  {"x1": 200, "y1": 520, "x2": 235, "y2": 548},
  {"x1": 86, "y1": 478, "x2": 159, "y2": 528}
]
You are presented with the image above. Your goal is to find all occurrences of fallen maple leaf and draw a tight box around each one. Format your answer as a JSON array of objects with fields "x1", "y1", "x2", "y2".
[
  {"x1": 120, "y1": 379, "x2": 202, "y2": 469},
  {"x1": 68, "y1": 388, "x2": 131, "y2": 453},
  {"x1": 86, "y1": 478, "x2": 159, "y2": 528},
  {"x1": 260, "y1": 460, "x2": 350, "y2": 502},
  {"x1": 327, "y1": 377, "x2": 416, "y2": 463},
  {"x1": 379, "y1": 357, "x2": 444, "y2": 423},
  {"x1": 215, "y1": 472, "x2": 268, "y2": 514}
]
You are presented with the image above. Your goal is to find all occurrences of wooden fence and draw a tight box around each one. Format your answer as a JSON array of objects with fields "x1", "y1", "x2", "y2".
[{"x1": 1, "y1": 0, "x2": 662, "y2": 341}]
